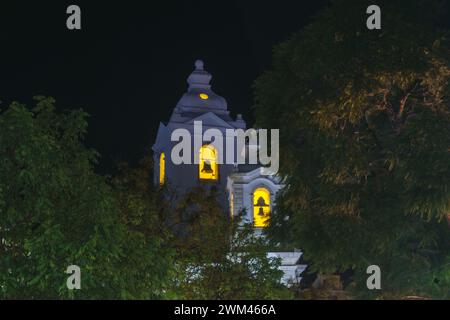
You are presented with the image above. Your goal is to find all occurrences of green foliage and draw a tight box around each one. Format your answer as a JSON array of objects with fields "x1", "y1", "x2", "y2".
[
  {"x1": 0, "y1": 97, "x2": 173, "y2": 299},
  {"x1": 254, "y1": 0, "x2": 450, "y2": 298},
  {"x1": 110, "y1": 157, "x2": 175, "y2": 299},
  {"x1": 166, "y1": 188, "x2": 292, "y2": 300},
  {"x1": 0, "y1": 104, "x2": 288, "y2": 300}
]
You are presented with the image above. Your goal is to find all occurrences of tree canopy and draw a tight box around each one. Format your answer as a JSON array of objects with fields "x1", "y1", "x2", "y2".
[
  {"x1": 254, "y1": 0, "x2": 450, "y2": 298},
  {"x1": 0, "y1": 97, "x2": 173, "y2": 299},
  {"x1": 166, "y1": 187, "x2": 292, "y2": 300},
  {"x1": 0, "y1": 100, "x2": 289, "y2": 299}
]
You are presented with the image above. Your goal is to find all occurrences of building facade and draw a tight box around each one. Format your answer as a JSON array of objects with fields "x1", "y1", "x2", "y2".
[
  {"x1": 152, "y1": 60, "x2": 306, "y2": 286},
  {"x1": 152, "y1": 59, "x2": 245, "y2": 207}
]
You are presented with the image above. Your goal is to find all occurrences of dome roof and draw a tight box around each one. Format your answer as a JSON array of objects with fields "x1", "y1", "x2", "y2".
[{"x1": 176, "y1": 60, "x2": 228, "y2": 112}]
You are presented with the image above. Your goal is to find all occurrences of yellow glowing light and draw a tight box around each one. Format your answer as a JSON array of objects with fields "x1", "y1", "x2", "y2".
[
  {"x1": 230, "y1": 192, "x2": 234, "y2": 219},
  {"x1": 159, "y1": 152, "x2": 165, "y2": 185},
  {"x1": 253, "y1": 188, "x2": 270, "y2": 228},
  {"x1": 199, "y1": 93, "x2": 209, "y2": 100},
  {"x1": 199, "y1": 145, "x2": 218, "y2": 181}
]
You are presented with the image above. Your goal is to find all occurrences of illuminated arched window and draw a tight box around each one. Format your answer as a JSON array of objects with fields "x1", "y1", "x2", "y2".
[
  {"x1": 199, "y1": 145, "x2": 218, "y2": 181},
  {"x1": 253, "y1": 188, "x2": 270, "y2": 228},
  {"x1": 159, "y1": 152, "x2": 165, "y2": 185},
  {"x1": 230, "y1": 192, "x2": 234, "y2": 219}
]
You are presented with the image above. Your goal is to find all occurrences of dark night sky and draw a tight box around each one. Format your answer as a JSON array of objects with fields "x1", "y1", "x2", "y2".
[{"x1": 0, "y1": 1, "x2": 330, "y2": 172}]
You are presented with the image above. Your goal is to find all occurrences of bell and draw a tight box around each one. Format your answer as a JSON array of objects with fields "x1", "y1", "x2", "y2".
[
  {"x1": 258, "y1": 207, "x2": 265, "y2": 216},
  {"x1": 201, "y1": 161, "x2": 214, "y2": 173},
  {"x1": 256, "y1": 196, "x2": 268, "y2": 207}
]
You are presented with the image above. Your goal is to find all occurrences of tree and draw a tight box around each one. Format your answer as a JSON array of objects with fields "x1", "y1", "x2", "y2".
[
  {"x1": 166, "y1": 187, "x2": 292, "y2": 300},
  {"x1": 109, "y1": 156, "x2": 291, "y2": 300},
  {"x1": 110, "y1": 156, "x2": 175, "y2": 299},
  {"x1": 254, "y1": 0, "x2": 450, "y2": 298},
  {"x1": 0, "y1": 97, "x2": 173, "y2": 299}
]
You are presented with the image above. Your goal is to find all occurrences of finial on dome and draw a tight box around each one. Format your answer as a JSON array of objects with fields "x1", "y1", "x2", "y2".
[
  {"x1": 187, "y1": 59, "x2": 211, "y2": 90},
  {"x1": 195, "y1": 59, "x2": 204, "y2": 70}
]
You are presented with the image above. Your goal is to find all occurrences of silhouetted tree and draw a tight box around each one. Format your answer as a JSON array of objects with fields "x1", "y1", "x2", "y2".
[
  {"x1": 254, "y1": 0, "x2": 450, "y2": 298},
  {"x1": 0, "y1": 97, "x2": 173, "y2": 299}
]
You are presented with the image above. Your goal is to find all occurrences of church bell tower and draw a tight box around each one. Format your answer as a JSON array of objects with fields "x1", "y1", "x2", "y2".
[{"x1": 152, "y1": 60, "x2": 246, "y2": 207}]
